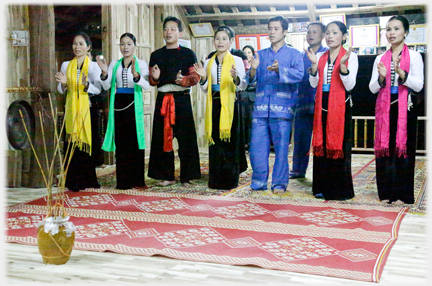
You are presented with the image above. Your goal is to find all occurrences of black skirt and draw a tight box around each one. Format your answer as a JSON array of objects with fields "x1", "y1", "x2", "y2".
[
  {"x1": 114, "y1": 93, "x2": 145, "y2": 189},
  {"x1": 64, "y1": 105, "x2": 100, "y2": 192},
  {"x1": 312, "y1": 92, "x2": 355, "y2": 200},
  {"x1": 208, "y1": 94, "x2": 247, "y2": 190},
  {"x1": 375, "y1": 94, "x2": 417, "y2": 204}
]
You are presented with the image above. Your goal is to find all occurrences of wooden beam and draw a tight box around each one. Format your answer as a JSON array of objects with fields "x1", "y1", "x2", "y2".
[
  {"x1": 250, "y1": 6, "x2": 261, "y2": 25},
  {"x1": 231, "y1": 7, "x2": 243, "y2": 26},
  {"x1": 194, "y1": 5, "x2": 202, "y2": 14},
  {"x1": 175, "y1": 6, "x2": 191, "y2": 31},
  {"x1": 307, "y1": 3, "x2": 316, "y2": 22},
  {"x1": 212, "y1": 5, "x2": 224, "y2": 27},
  {"x1": 185, "y1": 3, "x2": 426, "y2": 22}
]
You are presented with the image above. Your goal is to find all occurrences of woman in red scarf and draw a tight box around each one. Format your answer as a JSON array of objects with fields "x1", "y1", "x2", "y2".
[
  {"x1": 305, "y1": 21, "x2": 358, "y2": 200},
  {"x1": 369, "y1": 16, "x2": 424, "y2": 204}
]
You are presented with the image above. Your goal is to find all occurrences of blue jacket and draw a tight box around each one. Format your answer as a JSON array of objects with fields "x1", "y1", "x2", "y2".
[{"x1": 249, "y1": 44, "x2": 304, "y2": 119}]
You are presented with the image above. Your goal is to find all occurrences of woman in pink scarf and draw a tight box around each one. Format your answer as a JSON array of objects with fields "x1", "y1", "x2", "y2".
[{"x1": 369, "y1": 16, "x2": 424, "y2": 204}]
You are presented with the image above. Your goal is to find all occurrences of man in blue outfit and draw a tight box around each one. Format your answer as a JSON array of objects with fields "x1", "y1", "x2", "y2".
[
  {"x1": 248, "y1": 15, "x2": 304, "y2": 193},
  {"x1": 290, "y1": 22, "x2": 328, "y2": 179}
]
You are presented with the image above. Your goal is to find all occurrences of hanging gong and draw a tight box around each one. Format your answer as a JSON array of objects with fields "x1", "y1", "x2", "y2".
[{"x1": 6, "y1": 100, "x2": 36, "y2": 150}]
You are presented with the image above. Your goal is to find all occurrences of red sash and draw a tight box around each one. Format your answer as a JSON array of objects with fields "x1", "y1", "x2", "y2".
[{"x1": 161, "y1": 94, "x2": 175, "y2": 152}]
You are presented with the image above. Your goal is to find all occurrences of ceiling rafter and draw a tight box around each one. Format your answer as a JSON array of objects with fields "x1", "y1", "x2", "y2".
[
  {"x1": 182, "y1": 3, "x2": 425, "y2": 27},
  {"x1": 306, "y1": 3, "x2": 316, "y2": 22}
]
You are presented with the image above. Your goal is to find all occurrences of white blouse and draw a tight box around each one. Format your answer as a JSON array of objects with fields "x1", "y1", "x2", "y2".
[
  {"x1": 101, "y1": 58, "x2": 150, "y2": 91},
  {"x1": 57, "y1": 61, "x2": 102, "y2": 95},
  {"x1": 200, "y1": 55, "x2": 247, "y2": 92},
  {"x1": 369, "y1": 49, "x2": 424, "y2": 94},
  {"x1": 309, "y1": 51, "x2": 358, "y2": 92}
]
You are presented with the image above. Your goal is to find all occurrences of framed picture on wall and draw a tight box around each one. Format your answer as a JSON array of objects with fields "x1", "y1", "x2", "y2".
[
  {"x1": 259, "y1": 35, "x2": 271, "y2": 50},
  {"x1": 405, "y1": 25, "x2": 427, "y2": 45},
  {"x1": 416, "y1": 45, "x2": 426, "y2": 52},
  {"x1": 189, "y1": 23, "x2": 214, "y2": 38},
  {"x1": 350, "y1": 24, "x2": 379, "y2": 47},
  {"x1": 238, "y1": 35, "x2": 258, "y2": 51},
  {"x1": 319, "y1": 14, "x2": 346, "y2": 26},
  {"x1": 376, "y1": 46, "x2": 387, "y2": 54},
  {"x1": 235, "y1": 34, "x2": 268, "y2": 50},
  {"x1": 360, "y1": 46, "x2": 376, "y2": 55},
  {"x1": 352, "y1": 47, "x2": 360, "y2": 54}
]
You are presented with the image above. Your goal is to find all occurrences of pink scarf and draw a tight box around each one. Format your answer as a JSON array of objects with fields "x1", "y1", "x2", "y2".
[{"x1": 374, "y1": 44, "x2": 410, "y2": 158}]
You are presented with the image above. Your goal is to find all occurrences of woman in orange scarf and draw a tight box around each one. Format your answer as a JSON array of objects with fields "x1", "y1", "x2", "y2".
[
  {"x1": 369, "y1": 16, "x2": 424, "y2": 204},
  {"x1": 305, "y1": 21, "x2": 358, "y2": 200},
  {"x1": 55, "y1": 32, "x2": 102, "y2": 192},
  {"x1": 194, "y1": 26, "x2": 247, "y2": 190}
]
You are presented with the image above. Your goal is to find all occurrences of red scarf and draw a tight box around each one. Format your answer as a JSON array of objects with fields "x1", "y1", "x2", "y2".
[
  {"x1": 312, "y1": 48, "x2": 347, "y2": 159},
  {"x1": 374, "y1": 44, "x2": 410, "y2": 158}
]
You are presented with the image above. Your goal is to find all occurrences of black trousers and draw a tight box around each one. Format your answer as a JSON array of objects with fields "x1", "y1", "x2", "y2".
[{"x1": 148, "y1": 91, "x2": 201, "y2": 183}]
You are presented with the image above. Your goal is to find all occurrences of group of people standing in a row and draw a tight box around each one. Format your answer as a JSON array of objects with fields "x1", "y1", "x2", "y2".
[{"x1": 56, "y1": 14, "x2": 423, "y2": 205}]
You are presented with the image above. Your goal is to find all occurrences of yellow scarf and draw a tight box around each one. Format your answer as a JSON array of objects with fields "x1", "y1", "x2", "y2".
[
  {"x1": 65, "y1": 56, "x2": 92, "y2": 154},
  {"x1": 205, "y1": 51, "x2": 236, "y2": 145}
]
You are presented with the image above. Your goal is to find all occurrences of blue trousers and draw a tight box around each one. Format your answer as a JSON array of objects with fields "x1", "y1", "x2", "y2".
[
  {"x1": 249, "y1": 118, "x2": 292, "y2": 190},
  {"x1": 290, "y1": 113, "x2": 314, "y2": 177}
]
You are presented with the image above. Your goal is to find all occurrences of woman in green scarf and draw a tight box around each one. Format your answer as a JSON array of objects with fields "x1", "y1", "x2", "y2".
[
  {"x1": 194, "y1": 26, "x2": 248, "y2": 190},
  {"x1": 97, "y1": 33, "x2": 149, "y2": 190}
]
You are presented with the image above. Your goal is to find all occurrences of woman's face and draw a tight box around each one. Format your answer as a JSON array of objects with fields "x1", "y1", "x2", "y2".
[
  {"x1": 214, "y1": 31, "x2": 232, "y2": 53},
  {"x1": 243, "y1": 47, "x2": 254, "y2": 60},
  {"x1": 72, "y1": 35, "x2": 90, "y2": 57},
  {"x1": 386, "y1": 19, "x2": 406, "y2": 46},
  {"x1": 325, "y1": 23, "x2": 345, "y2": 49},
  {"x1": 120, "y1": 36, "x2": 136, "y2": 57}
]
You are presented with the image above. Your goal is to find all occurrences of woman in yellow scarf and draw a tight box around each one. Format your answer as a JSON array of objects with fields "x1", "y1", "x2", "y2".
[
  {"x1": 55, "y1": 32, "x2": 102, "y2": 192},
  {"x1": 194, "y1": 26, "x2": 247, "y2": 190}
]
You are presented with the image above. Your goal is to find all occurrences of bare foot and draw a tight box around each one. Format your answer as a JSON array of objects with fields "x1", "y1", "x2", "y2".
[
  {"x1": 159, "y1": 180, "x2": 176, "y2": 187},
  {"x1": 134, "y1": 185, "x2": 149, "y2": 190},
  {"x1": 181, "y1": 181, "x2": 193, "y2": 188},
  {"x1": 272, "y1": 188, "x2": 285, "y2": 194}
]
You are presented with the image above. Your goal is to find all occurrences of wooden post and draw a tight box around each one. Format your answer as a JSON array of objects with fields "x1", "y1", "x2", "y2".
[{"x1": 28, "y1": 5, "x2": 57, "y2": 187}]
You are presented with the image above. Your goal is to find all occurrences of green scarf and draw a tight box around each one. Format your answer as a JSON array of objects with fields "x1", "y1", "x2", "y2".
[{"x1": 102, "y1": 56, "x2": 146, "y2": 151}]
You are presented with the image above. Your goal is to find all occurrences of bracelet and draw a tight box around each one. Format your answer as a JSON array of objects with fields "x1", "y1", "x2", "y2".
[{"x1": 339, "y1": 69, "x2": 350, "y2": 76}]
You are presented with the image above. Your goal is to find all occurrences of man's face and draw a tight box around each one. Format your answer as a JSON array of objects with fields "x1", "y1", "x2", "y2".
[
  {"x1": 268, "y1": 21, "x2": 287, "y2": 44},
  {"x1": 163, "y1": 21, "x2": 181, "y2": 45},
  {"x1": 306, "y1": 24, "x2": 325, "y2": 47}
]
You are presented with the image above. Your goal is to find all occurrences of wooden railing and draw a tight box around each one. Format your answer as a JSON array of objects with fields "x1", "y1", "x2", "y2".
[{"x1": 353, "y1": 116, "x2": 427, "y2": 154}]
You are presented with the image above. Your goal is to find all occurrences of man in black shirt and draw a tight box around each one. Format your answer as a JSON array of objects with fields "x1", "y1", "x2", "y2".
[{"x1": 148, "y1": 16, "x2": 201, "y2": 187}]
